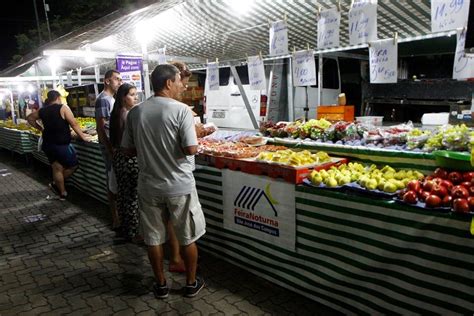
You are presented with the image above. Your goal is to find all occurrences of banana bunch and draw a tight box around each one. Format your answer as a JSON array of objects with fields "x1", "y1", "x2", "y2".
[{"x1": 257, "y1": 149, "x2": 330, "y2": 167}]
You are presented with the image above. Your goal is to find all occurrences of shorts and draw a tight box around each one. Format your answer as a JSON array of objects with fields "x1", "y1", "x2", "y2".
[
  {"x1": 99, "y1": 144, "x2": 117, "y2": 194},
  {"x1": 138, "y1": 187, "x2": 206, "y2": 246},
  {"x1": 42, "y1": 143, "x2": 78, "y2": 168}
]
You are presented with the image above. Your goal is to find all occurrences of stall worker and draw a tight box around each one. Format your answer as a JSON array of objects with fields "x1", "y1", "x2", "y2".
[
  {"x1": 27, "y1": 90, "x2": 92, "y2": 200},
  {"x1": 109, "y1": 83, "x2": 141, "y2": 242},
  {"x1": 121, "y1": 64, "x2": 206, "y2": 298},
  {"x1": 95, "y1": 69, "x2": 122, "y2": 231}
]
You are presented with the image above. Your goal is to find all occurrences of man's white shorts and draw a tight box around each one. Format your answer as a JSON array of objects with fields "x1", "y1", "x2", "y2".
[{"x1": 138, "y1": 187, "x2": 206, "y2": 246}]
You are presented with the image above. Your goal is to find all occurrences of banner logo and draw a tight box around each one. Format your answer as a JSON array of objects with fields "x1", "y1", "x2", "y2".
[{"x1": 233, "y1": 184, "x2": 280, "y2": 236}]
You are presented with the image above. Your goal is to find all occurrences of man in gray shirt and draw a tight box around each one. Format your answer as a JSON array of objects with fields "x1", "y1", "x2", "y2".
[{"x1": 122, "y1": 64, "x2": 206, "y2": 298}]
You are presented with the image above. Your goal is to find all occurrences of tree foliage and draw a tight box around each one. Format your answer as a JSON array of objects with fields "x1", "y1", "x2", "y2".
[{"x1": 10, "y1": 0, "x2": 134, "y2": 65}]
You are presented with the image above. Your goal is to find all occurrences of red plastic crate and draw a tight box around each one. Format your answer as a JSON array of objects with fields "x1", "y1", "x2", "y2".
[{"x1": 197, "y1": 154, "x2": 348, "y2": 184}]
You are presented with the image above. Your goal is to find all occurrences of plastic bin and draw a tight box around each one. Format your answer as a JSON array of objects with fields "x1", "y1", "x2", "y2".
[{"x1": 355, "y1": 116, "x2": 384, "y2": 126}]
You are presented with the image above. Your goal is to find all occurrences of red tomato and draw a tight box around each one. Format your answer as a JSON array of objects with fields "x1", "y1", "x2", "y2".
[
  {"x1": 403, "y1": 190, "x2": 418, "y2": 204},
  {"x1": 425, "y1": 195, "x2": 442, "y2": 208},
  {"x1": 453, "y1": 198, "x2": 469, "y2": 213}
]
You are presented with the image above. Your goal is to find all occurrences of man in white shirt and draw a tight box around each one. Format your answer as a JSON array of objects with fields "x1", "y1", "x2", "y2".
[{"x1": 122, "y1": 64, "x2": 206, "y2": 298}]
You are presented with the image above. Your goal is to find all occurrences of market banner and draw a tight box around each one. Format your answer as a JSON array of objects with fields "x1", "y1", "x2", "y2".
[
  {"x1": 266, "y1": 61, "x2": 285, "y2": 122},
  {"x1": 317, "y1": 8, "x2": 341, "y2": 49},
  {"x1": 116, "y1": 55, "x2": 143, "y2": 90},
  {"x1": 292, "y1": 49, "x2": 317, "y2": 86},
  {"x1": 369, "y1": 38, "x2": 397, "y2": 83},
  {"x1": 453, "y1": 28, "x2": 474, "y2": 80},
  {"x1": 269, "y1": 20, "x2": 289, "y2": 56},
  {"x1": 206, "y1": 62, "x2": 220, "y2": 91},
  {"x1": 222, "y1": 170, "x2": 296, "y2": 251},
  {"x1": 349, "y1": 0, "x2": 378, "y2": 45},
  {"x1": 247, "y1": 55, "x2": 266, "y2": 91},
  {"x1": 157, "y1": 47, "x2": 167, "y2": 65},
  {"x1": 431, "y1": 0, "x2": 471, "y2": 32}
]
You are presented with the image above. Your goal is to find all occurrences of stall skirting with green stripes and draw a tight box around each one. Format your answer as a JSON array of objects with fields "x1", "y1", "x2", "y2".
[
  {"x1": 0, "y1": 127, "x2": 34, "y2": 154},
  {"x1": 195, "y1": 166, "x2": 474, "y2": 315}
]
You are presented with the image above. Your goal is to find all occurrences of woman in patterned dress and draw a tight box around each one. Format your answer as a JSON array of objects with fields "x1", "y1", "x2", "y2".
[{"x1": 109, "y1": 83, "x2": 140, "y2": 241}]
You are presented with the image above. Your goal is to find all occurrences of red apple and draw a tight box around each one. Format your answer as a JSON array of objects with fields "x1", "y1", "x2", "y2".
[
  {"x1": 403, "y1": 190, "x2": 418, "y2": 204},
  {"x1": 398, "y1": 188, "x2": 407, "y2": 199},
  {"x1": 430, "y1": 184, "x2": 448, "y2": 198},
  {"x1": 468, "y1": 186, "x2": 474, "y2": 196},
  {"x1": 452, "y1": 185, "x2": 469, "y2": 199},
  {"x1": 468, "y1": 196, "x2": 474, "y2": 212},
  {"x1": 460, "y1": 181, "x2": 471, "y2": 189},
  {"x1": 453, "y1": 198, "x2": 469, "y2": 213},
  {"x1": 418, "y1": 191, "x2": 430, "y2": 202},
  {"x1": 432, "y1": 177, "x2": 444, "y2": 186},
  {"x1": 448, "y1": 171, "x2": 463, "y2": 185},
  {"x1": 425, "y1": 175, "x2": 433, "y2": 181},
  {"x1": 462, "y1": 171, "x2": 474, "y2": 182},
  {"x1": 407, "y1": 180, "x2": 421, "y2": 192},
  {"x1": 422, "y1": 180, "x2": 434, "y2": 192},
  {"x1": 433, "y1": 168, "x2": 448, "y2": 179},
  {"x1": 440, "y1": 179, "x2": 453, "y2": 192},
  {"x1": 442, "y1": 195, "x2": 453, "y2": 207},
  {"x1": 425, "y1": 195, "x2": 442, "y2": 208}
]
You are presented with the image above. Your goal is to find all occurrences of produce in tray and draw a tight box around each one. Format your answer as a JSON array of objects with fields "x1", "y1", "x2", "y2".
[
  {"x1": 397, "y1": 167, "x2": 474, "y2": 213},
  {"x1": 198, "y1": 139, "x2": 286, "y2": 159}
]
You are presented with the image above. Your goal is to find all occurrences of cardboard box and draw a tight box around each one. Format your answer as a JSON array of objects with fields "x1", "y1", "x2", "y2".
[{"x1": 317, "y1": 105, "x2": 355, "y2": 122}]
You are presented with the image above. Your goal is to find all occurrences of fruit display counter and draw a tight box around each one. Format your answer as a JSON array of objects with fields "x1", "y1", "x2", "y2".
[
  {"x1": 194, "y1": 164, "x2": 474, "y2": 314},
  {"x1": 268, "y1": 137, "x2": 437, "y2": 172},
  {"x1": 0, "y1": 127, "x2": 34, "y2": 155}
]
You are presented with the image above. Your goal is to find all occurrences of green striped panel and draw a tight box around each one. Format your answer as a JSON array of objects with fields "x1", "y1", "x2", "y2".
[
  {"x1": 0, "y1": 128, "x2": 34, "y2": 154},
  {"x1": 195, "y1": 167, "x2": 474, "y2": 314},
  {"x1": 28, "y1": 134, "x2": 50, "y2": 165},
  {"x1": 268, "y1": 138, "x2": 436, "y2": 172}
]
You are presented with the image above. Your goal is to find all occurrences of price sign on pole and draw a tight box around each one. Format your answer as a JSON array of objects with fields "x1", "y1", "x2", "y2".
[
  {"x1": 317, "y1": 8, "x2": 341, "y2": 49},
  {"x1": 453, "y1": 28, "x2": 474, "y2": 79},
  {"x1": 369, "y1": 38, "x2": 397, "y2": 84},
  {"x1": 157, "y1": 47, "x2": 167, "y2": 65},
  {"x1": 292, "y1": 50, "x2": 317, "y2": 86},
  {"x1": 431, "y1": 0, "x2": 471, "y2": 32},
  {"x1": 207, "y1": 62, "x2": 219, "y2": 91},
  {"x1": 269, "y1": 20, "x2": 289, "y2": 56},
  {"x1": 349, "y1": 0, "x2": 378, "y2": 45},
  {"x1": 248, "y1": 55, "x2": 266, "y2": 91}
]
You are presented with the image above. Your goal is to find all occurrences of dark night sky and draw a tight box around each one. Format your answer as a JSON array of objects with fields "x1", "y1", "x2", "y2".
[{"x1": 0, "y1": 0, "x2": 38, "y2": 70}]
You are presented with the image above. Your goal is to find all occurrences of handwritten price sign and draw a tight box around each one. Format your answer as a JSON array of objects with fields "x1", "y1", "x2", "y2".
[
  {"x1": 369, "y1": 39, "x2": 397, "y2": 84},
  {"x1": 157, "y1": 47, "x2": 166, "y2": 65},
  {"x1": 269, "y1": 20, "x2": 289, "y2": 56},
  {"x1": 207, "y1": 62, "x2": 220, "y2": 91},
  {"x1": 247, "y1": 55, "x2": 266, "y2": 91},
  {"x1": 317, "y1": 8, "x2": 341, "y2": 49},
  {"x1": 453, "y1": 29, "x2": 474, "y2": 79},
  {"x1": 431, "y1": 0, "x2": 470, "y2": 32},
  {"x1": 292, "y1": 50, "x2": 317, "y2": 87},
  {"x1": 349, "y1": 0, "x2": 378, "y2": 45}
]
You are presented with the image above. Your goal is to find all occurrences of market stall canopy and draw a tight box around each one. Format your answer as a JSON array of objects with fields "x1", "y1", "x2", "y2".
[{"x1": 0, "y1": 0, "x2": 453, "y2": 77}]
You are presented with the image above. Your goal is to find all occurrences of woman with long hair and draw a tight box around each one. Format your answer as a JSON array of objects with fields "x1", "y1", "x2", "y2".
[
  {"x1": 109, "y1": 83, "x2": 140, "y2": 241},
  {"x1": 27, "y1": 90, "x2": 92, "y2": 200}
]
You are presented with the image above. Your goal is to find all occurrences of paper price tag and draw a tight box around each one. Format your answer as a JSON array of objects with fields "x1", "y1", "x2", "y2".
[
  {"x1": 369, "y1": 39, "x2": 397, "y2": 84},
  {"x1": 207, "y1": 62, "x2": 220, "y2": 91},
  {"x1": 431, "y1": 0, "x2": 471, "y2": 32},
  {"x1": 269, "y1": 20, "x2": 289, "y2": 56},
  {"x1": 157, "y1": 47, "x2": 167, "y2": 65},
  {"x1": 453, "y1": 28, "x2": 474, "y2": 80},
  {"x1": 248, "y1": 55, "x2": 266, "y2": 91},
  {"x1": 292, "y1": 50, "x2": 317, "y2": 86},
  {"x1": 317, "y1": 8, "x2": 341, "y2": 49},
  {"x1": 349, "y1": 0, "x2": 378, "y2": 45}
]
